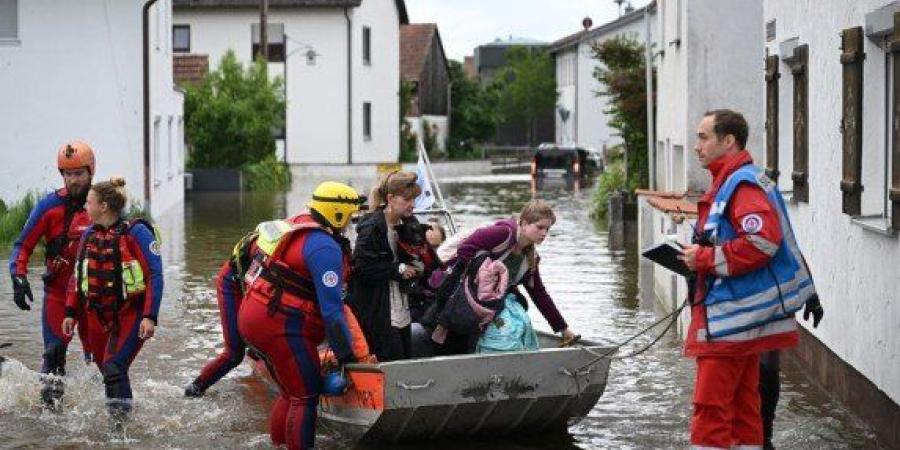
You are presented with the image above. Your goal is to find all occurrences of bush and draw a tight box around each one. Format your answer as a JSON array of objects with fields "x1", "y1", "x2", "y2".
[
  {"x1": 0, "y1": 192, "x2": 38, "y2": 246},
  {"x1": 184, "y1": 50, "x2": 285, "y2": 169},
  {"x1": 591, "y1": 161, "x2": 626, "y2": 220},
  {"x1": 244, "y1": 155, "x2": 292, "y2": 191}
]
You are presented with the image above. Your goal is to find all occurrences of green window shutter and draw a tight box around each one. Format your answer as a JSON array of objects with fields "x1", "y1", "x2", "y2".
[{"x1": 839, "y1": 26, "x2": 865, "y2": 216}]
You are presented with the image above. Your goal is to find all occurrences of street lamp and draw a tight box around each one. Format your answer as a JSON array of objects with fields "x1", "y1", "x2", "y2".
[{"x1": 282, "y1": 33, "x2": 319, "y2": 163}]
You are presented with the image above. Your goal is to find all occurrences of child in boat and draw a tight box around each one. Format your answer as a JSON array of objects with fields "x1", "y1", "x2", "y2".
[{"x1": 61, "y1": 177, "x2": 163, "y2": 425}]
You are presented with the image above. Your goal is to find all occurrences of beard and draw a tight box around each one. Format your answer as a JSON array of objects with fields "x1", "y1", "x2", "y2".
[{"x1": 66, "y1": 182, "x2": 89, "y2": 204}]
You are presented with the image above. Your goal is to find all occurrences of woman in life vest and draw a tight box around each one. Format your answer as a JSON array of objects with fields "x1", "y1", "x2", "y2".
[
  {"x1": 440, "y1": 200, "x2": 579, "y2": 354},
  {"x1": 237, "y1": 181, "x2": 368, "y2": 450},
  {"x1": 350, "y1": 171, "x2": 425, "y2": 362},
  {"x1": 61, "y1": 177, "x2": 163, "y2": 424}
]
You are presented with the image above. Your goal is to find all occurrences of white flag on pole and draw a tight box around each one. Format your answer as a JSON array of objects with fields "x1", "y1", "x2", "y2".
[{"x1": 414, "y1": 151, "x2": 435, "y2": 211}]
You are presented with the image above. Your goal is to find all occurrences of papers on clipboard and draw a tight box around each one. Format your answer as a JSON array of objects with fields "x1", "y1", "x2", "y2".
[{"x1": 641, "y1": 242, "x2": 692, "y2": 277}]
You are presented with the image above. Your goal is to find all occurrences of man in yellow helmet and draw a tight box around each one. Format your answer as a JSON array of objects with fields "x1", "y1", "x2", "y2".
[{"x1": 236, "y1": 181, "x2": 369, "y2": 450}]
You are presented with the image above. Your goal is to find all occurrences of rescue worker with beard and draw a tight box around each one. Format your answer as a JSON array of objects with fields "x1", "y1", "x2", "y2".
[
  {"x1": 679, "y1": 110, "x2": 817, "y2": 450},
  {"x1": 237, "y1": 181, "x2": 367, "y2": 450},
  {"x1": 8, "y1": 141, "x2": 95, "y2": 408},
  {"x1": 61, "y1": 177, "x2": 163, "y2": 426}
]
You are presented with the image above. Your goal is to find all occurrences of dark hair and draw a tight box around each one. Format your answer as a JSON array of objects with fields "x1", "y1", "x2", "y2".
[
  {"x1": 704, "y1": 109, "x2": 749, "y2": 149},
  {"x1": 91, "y1": 177, "x2": 128, "y2": 213}
]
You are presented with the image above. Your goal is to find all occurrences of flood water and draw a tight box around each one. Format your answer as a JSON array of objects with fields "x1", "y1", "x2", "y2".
[{"x1": 0, "y1": 173, "x2": 879, "y2": 449}]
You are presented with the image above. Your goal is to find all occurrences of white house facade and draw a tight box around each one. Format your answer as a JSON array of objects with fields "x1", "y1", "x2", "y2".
[
  {"x1": 173, "y1": 0, "x2": 406, "y2": 165},
  {"x1": 760, "y1": 1, "x2": 899, "y2": 446},
  {"x1": 549, "y1": 5, "x2": 655, "y2": 153},
  {"x1": 0, "y1": 0, "x2": 185, "y2": 218}
]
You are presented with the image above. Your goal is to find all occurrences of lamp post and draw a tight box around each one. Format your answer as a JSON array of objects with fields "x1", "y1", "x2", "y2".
[{"x1": 282, "y1": 33, "x2": 319, "y2": 163}]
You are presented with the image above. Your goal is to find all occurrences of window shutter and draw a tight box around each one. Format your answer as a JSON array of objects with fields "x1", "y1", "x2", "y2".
[
  {"x1": 891, "y1": 13, "x2": 900, "y2": 229},
  {"x1": 791, "y1": 44, "x2": 810, "y2": 202},
  {"x1": 840, "y1": 26, "x2": 865, "y2": 216},
  {"x1": 765, "y1": 53, "x2": 780, "y2": 182}
]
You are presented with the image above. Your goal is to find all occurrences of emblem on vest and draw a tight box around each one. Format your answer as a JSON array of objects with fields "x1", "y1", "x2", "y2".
[
  {"x1": 740, "y1": 214, "x2": 763, "y2": 234},
  {"x1": 322, "y1": 271, "x2": 339, "y2": 288}
]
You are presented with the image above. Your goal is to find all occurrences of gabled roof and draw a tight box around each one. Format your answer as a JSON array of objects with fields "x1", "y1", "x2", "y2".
[
  {"x1": 548, "y1": 1, "x2": 654, "y2": 54},
  {"x1": 173, "y1": 0, "x2": 409, "y2": 23},
  {"x1": 400, "y1": 23, "x2": 447, "y2": 82}
]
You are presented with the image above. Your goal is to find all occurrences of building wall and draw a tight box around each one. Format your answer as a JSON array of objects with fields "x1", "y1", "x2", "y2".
[
  {"x1": 555, "y1": 49, "x2": 577, "y2": 144},
  {"x1": 654, "y1": 0, "x2": 689, "y2": 192},
  {"x1": 0, "y1": 0, "x2": 184, "y2": 218},
  {"x1": 417, "y1": 35, "x2": 449, "y2": 116},
  {"x1": 351, "y1": 0, "x2": 400, "y2": 163},
  {"x1": 765, "y1": 0, "x2": 900, "y2": 406},
  {"x1": 574, "y1": 18, "x2": 648, "y2": 153},
  {"x1": 174, "y1": 1, "x2": 400, "y2": 164}
]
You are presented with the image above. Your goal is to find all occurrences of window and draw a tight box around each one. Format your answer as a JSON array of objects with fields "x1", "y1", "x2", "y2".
[
  {"x1": 167, "y1": 116, "x2": 174, "y2": 179},
  {"x1": 0, "y1": 0, "x2": 18, "y2": 42},
  {"x1": 173, "y1": 25, "x2": 190, "y2": 53},
  {"x1": 672, "y1": 145, "x2": 685, "y2": 191},
  {"x1": 790, "y1": 44, "x2": 809, "y2": 203},
  {"x1": 251, "y1": 23, "x2": 285, "y2": 62},
  {"x1": 363, "y1": 102, "x2": 372, "y2": 140},
  {"x1": 363, "y1": 26, "x2": 372, "y2": 65}
]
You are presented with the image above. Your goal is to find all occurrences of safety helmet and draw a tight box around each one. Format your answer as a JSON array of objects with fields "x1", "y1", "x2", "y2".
[
  {"x1": 308, "y1": 181, "x2": 366, "y2": 229},
  {"x1": 57, "y1": 141, "x2": 96, "y2": 175}
]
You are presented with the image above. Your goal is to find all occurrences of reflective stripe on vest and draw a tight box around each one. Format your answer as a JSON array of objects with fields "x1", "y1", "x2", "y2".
[{"x1": 702, "y1": 164, "x2": 816, "y2": 340}]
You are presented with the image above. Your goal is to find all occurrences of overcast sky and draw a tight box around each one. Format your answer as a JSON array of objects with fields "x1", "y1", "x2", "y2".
[{"x1": 404, "y1": 0, "x2": 652, "y2": 62}]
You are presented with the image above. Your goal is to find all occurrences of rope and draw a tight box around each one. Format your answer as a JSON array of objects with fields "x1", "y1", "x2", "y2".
[{"x1": 574, "y1": 298, "x2": 689, "y2": 372}]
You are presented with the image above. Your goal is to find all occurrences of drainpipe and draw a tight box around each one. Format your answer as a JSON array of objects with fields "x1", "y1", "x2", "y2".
[
  {"x1": 344, "y1": 7, "x2": 353, "y2": 164},
  {"x1": 143, "y1": 0, "x2": 159, "y2": 214},
  {"x1": 644, "y1": 5, "x2": 655, "y2": 190}
]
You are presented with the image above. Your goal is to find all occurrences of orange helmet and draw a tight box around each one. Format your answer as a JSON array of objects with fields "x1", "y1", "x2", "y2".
[{"x1": 57, "y1": 141, "x2": 96, "y2": 175}]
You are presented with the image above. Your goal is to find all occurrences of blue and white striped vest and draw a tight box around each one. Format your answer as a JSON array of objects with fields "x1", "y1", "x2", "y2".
[{"x1": 701, "y1": 164, "x2": 816, "y2": 341}]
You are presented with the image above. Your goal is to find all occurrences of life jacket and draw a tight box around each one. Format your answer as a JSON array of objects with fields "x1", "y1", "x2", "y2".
[
  {"x1": 45, "y1": 190, "x2": 91, "y2": 274},
  {"x1": 701, "y1": 165, "x2": 817, "y2": 341},
  {"x1": 244, "y1": 214, "x2": 352, "y2": 315},
  {"x1": 75, "y1": 219, "x2": 158, "y2": 328}
]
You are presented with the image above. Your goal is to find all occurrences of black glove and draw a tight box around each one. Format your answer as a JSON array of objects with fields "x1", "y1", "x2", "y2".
[
  {"x1": 12, "y1": 275, "x2": 34, "y2": 311},
  {"x1": 802, "y1": 294, "x2": 824, "y2": 328}
]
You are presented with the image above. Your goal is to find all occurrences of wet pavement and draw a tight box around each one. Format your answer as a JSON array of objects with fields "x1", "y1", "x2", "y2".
[{"x1": 0, "y1": 173, "x2": 880, "y2": 449}]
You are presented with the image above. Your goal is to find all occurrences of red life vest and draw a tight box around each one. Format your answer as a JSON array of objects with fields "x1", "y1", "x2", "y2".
[
  {"x1": 46, "y1": 189, "x2": 92, "y2": 276},
  {"x1": 244, "y1": 214, "x2": 352, "y2": 315},
  {"x1": 75, "y1": 220, "x2": 148, "y2": 327}
]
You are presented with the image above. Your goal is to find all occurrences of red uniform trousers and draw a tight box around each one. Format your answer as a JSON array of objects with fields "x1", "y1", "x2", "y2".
[
  {"x1": 691, "y1": 354, "x2": 763, "y2": 449},
  {"x1": 239, "y1": 298, "x2": 324, "y2": 450},
  {"x1": 82, "y1": 302, "x2": 146, "y2": 414},
  {"x1": 41, "y1": 283, "x2": 90, "y2": 375},
  {"x1": 196, "y1": 263, "x2": 246, "y2": 388}
]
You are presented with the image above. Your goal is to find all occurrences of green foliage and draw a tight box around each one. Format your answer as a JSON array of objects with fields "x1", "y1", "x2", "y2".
[
  {"x1": 243, "y1": 154, "x2": 292, "y2": 191},
  {"x1": 125, "y1": 202, "x2": 152, "y2": 223},
  {"x1": 399, "y1": 80, "x2": 418, "y2": 162},
  {"x1": 592, "y1": 160, "x2": 626, "y2": 219},
  {"x1": 0, "y1": 192, "x2": 38, "y2": 246},
  {"x1": 494, "y1": 47, "x2": 558, "y2": 146},
  {"x1": 184, "y1": 51, "x2": 285, "y2": 169},
  {"x1": 591, "y1": 34, "x2": 652, "y2": 190},
  {"x1": 447, "y1": 60, "x2": 499, "y2": 158}
]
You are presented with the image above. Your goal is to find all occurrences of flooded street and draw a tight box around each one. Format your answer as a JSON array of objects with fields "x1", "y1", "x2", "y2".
[{"x1": 0, "y1": 174, "x2": 879, "y2": 449}]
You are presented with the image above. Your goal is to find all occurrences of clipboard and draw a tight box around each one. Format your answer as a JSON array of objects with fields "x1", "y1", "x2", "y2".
[{"x1": 641, "y1": 242, "x2": 692, "y2": 277}]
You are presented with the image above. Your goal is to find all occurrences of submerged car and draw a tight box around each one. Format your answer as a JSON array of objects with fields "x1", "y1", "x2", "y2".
[{"x1": 531, "y1": 144, "x2": 601, "y2": 179}]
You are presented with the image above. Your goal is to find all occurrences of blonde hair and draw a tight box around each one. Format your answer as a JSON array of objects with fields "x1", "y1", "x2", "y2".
[
  {"x1": 368, "y1": 171, "x2": 421, "y2": 208},
  {"x1": 518, "y1": 200, "x2": 556, "y2": 271},
  {"x1": 91, "y1": 177, "x2": 128, "y2": 213}
]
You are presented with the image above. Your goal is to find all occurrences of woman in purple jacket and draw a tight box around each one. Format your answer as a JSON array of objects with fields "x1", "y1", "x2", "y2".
[{"x1": 440, "y1": 200, "x2": 578, "y2": 354}]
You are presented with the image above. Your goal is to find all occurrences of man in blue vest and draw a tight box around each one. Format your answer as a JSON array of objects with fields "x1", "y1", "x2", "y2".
[{"x1": 679, "y1": 109, "x2": 819, "y2": 449}]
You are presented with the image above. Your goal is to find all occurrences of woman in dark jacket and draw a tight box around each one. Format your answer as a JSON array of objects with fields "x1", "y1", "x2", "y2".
[{"x1": 350, "y1": 172, "x2": 423, "y2": 361}]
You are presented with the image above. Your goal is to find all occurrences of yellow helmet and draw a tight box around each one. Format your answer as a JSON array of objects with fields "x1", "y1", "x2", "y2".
[{"x1": 308, "y1": 181, "x2": 366, "y2": 229}]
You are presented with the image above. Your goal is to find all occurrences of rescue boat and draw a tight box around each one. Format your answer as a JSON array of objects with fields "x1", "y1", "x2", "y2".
[{"x1": 252, "y1": 332, "x2": 612, "y2": 443}]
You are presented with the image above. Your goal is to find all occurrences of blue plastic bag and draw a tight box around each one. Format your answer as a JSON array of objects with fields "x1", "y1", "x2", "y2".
[{"x1": 476, "y1": 294, "x2": 539, "y2": 353}]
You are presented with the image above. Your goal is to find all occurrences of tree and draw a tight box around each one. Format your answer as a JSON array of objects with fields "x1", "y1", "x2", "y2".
[
  {"x1": 447, "y1": 60, "x2": 499, "y2": 158},
  {"x1": 591, "y1": 34, "x2": 652, "y2": 190},
  {"x1": 494, "y1": 46, "x2": 558, "y2": 147},
  {"x1": 184, "y1": 50, "x2": 285, "y2": 168}
]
